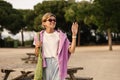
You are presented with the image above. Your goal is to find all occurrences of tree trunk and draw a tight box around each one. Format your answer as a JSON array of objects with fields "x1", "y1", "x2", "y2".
[
  {"x1": 77, "y1": 22, "x2": 82, "y2": 46},
  {"x1": 21, "y1": 28, "x2": 24, "y2": 46},
  {"x1": 0, "y1": 32, "x2": 1, "y2": 47},
  {"x1": 107, "y1": 28, "x2": 112, "y2": 51},
  {"x1": 77, "y1": 27, "x2": 80, "y2": 46}
]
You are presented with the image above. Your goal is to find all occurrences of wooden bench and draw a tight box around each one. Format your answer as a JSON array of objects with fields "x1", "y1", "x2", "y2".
[
  {"x1": 1, "y1": 69, "x2": 33, "y2": 80},
  {"x1": 66, "y1": 77, "x2": 93, "y2": 80},
  {"x1": 1, "y1": 67, "x2": 87, "y2": 80},
  {"x1": 67, "y1": 67, "x2": 84, "y2": 80},
  {"x1": 66, "y1": 67, "x2": 93, "y2": 80},
  {"x1": 27, "y1": 67, "x2": 86, "y2": 80},
  {"x1": 73, "y1": 77, "x2": 93, "y2": 80},
  {"x1": 21, "y1": 53, "x2": 37, "y2": 63},
  {"x1": 12, "y1": 70, "x2": 33, "y2": 80},
  {"x1": 1, "y1": 69, "x2": 15, "y2": 80}
]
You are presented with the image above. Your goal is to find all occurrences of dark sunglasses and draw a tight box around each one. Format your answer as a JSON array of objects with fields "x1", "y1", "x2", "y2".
[{"x1": 47, "y1": 19, "x2": 56, "y2": 22}]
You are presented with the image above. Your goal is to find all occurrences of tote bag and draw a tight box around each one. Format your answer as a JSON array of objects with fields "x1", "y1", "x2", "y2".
[{"x1": 34, "y1": 32, "x2": 43, "y2": 80}]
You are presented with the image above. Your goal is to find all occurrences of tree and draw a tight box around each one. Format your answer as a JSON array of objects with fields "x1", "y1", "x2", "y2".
[
  {"x1": 19, "y1": 9, "x2": 36, "y2": 31},
  {"x1": 17, "y1": 9, "x2": 36, "y2": 46},
  {"x1": 93, "y1": 0, "x2": 120, "y2": 50},
  {"x1": 64, "y1": 1, "x2": 93, "y2": 46},
  {"x1": 0, "y1": 1, "x2": 25, "y2": 34},
  {"x1": 33, "y1": 1, "x2": 69, "y2": 32},
  {"x1": 0, "y1": 0, "x2": 26, "y2": 46}
]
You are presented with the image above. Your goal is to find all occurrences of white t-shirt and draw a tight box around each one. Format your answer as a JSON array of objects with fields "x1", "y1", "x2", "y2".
[{"x1": 43, "y1": 31, "x2": 59, "y2": 58}]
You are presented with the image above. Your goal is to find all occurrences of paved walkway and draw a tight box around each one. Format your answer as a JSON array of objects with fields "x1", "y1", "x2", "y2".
[{"x1": 0, "y1": 45, "x2": 120, "y2": 80}]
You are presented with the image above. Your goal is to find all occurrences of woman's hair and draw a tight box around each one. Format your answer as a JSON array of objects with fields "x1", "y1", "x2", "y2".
[{"x1": 41, "y1": 12, "x2": 56, "y2": 27}]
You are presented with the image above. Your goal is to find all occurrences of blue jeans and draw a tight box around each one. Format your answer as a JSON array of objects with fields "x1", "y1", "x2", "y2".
[{"x1": 43, "y1": 58, "x2": 60, "y2": 80}]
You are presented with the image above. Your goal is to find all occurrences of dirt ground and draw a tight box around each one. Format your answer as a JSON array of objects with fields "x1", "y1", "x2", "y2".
[{"x1": 0, "y1": 45, "x2": 120, "y2": 80}]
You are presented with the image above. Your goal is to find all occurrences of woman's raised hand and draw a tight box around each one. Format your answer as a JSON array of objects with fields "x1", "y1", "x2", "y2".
[{"x1": 71, "y1": 22, "x2": 78, "y2": 36}]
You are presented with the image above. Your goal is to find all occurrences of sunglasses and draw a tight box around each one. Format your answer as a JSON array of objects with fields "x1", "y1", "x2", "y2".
[{"x1": 46, "y1": 19, "x2": 56, "y2": 22}]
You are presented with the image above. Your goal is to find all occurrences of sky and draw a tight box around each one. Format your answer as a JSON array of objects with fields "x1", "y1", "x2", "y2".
[
  {"x1": 4, "y1": 0, "x2": 90, "y2": 9},
  {"x1": 4, "y1": 0, "x2": 43, "y2": 9}
]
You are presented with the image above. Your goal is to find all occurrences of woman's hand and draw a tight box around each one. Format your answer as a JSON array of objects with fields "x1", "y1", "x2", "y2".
[
  {"x1": 69, "y1": 22, "x2": 78, "y2": 53},
  {"x1": 71, "y1": 22, "x2": 78, "y2": 36},
  {"x1": 35, "y1": 41, "x2": 42, "y2": 48},
  {"x1": 35, "y1": 41, "x2": 42, "y2": 57}
]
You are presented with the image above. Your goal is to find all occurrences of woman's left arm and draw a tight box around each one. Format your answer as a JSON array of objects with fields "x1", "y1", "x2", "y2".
[{"x1": 69, "y1": 22, "x2": 78, "y2": 53}]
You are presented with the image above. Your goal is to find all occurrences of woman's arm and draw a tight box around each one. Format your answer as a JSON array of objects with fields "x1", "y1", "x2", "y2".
[{"x1": 69, "y1": 22, "x2": 78, "y2": 53}]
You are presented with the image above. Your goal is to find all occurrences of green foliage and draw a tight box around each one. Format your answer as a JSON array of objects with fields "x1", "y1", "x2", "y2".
[
  {"x1": 4, "y1": 37, "x2": 20, "y2": 47},
  {"x1": 24, "y1": 40, "x2": 33, "y2": 47},
  {"x1": 1, "y1": 0, "x2": 120, "y2": 46},
  {"x1": 7, "y1": 9, "x2": 25, "y2": 34},
  {"x1": 0, "y1": 0, "x2": 25, "y2": 34},
  {"x1": 34, "y1": 14, "x2": 43, "y2": 31},
  {"x1": 64, "y1": 1, "x2": 93, "y2": 23},
  {"x1": 64, "y1": 4, "x2": 76, "y2": 22},
  {"x1": 93, "y1": 0, "x2": 120, "y2": 32},
  {"x1": 34, "y1": 1, "x2": 69, "y2": 31},
  {"x1": 68, "y1": 0, "x2": 75, "y2": 3},
  {"x1": 0, "y1": 0, "x2": 13, "y2": 26},
  {"x1": 19, "y1": 9, "x2": 36, "y2": 31}
]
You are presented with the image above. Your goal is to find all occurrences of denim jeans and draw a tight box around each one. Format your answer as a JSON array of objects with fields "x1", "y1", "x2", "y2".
[{"x1": 43, "y1": 57, "x2": 60, "y2": 80}]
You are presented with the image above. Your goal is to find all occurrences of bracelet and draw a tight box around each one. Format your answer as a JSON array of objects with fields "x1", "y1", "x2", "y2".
[{"x1": 72, "y1": 36, "x2": 77, "y2": 38}]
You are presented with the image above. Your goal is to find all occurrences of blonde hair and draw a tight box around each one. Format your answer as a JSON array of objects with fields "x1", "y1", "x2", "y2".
[{"x1": 41, "y1": 12, "x2": 56, "y2": 27}]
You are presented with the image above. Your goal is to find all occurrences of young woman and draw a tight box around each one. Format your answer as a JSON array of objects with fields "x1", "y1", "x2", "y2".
[{"x1": 33, "y1": 12, "x2": 78, "y2": 80}]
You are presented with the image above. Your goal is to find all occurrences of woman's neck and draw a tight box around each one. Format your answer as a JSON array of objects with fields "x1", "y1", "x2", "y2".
[{"x1": 45, "y1": 28, "x2": 55, "y2": 33}]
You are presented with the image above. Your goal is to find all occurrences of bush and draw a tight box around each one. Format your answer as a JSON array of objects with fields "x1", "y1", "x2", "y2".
[
  {"x1": 4, "y1": 37, "x2": 20, "y2": 48},
  {"x1": 24, "y1": 40, "x2": 33, "y2": 47}
]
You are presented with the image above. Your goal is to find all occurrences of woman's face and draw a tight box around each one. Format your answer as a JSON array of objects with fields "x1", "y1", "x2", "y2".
[{"x1": 43, "y1": 16, "x2": 56, "y2": 29}]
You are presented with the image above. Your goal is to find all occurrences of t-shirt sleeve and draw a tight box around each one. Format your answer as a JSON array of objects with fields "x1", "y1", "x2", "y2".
[{"x1": 33, "y1": 33, "x2": 38, "y2": 46}]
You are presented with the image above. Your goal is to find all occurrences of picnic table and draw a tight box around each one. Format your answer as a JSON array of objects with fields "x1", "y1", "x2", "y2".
[
  {"x1": 1, "y1": 66, "x2": 93, "y2": 80},
  {"x1": 67, "y1": 67, "x2": 83, "y2": 80},
  {"x1": 1, "y1": 68, "x2": 33, "y2": 80},
  {"x1": 67, "y1": 67, "x2": 93, "y2": 80},
  {"x1": 21, "y1": 53, "x2": 37, "y2": 63}
]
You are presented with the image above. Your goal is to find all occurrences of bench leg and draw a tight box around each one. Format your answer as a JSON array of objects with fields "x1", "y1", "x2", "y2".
[
  {"x1": 1, "y1": 69, "x2": 14, "y2": 80},
  {"x1": 12, "y1": 71, "x2": 32, "y2": 80},
  {"x1": 3, "y1": 72, "x2": 11, "y2": 80},
  {"x1": 69, "y1": 73, "x2": 76, "y2": 80}
]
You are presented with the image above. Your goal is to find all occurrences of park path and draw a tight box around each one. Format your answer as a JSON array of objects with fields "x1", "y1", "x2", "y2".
[
  {"x1": 0, "y1": 45, "x2": 120, "y2": 80},
  {"x1": 68, "y1": 45, "x2": 120, "y2": 80}
]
